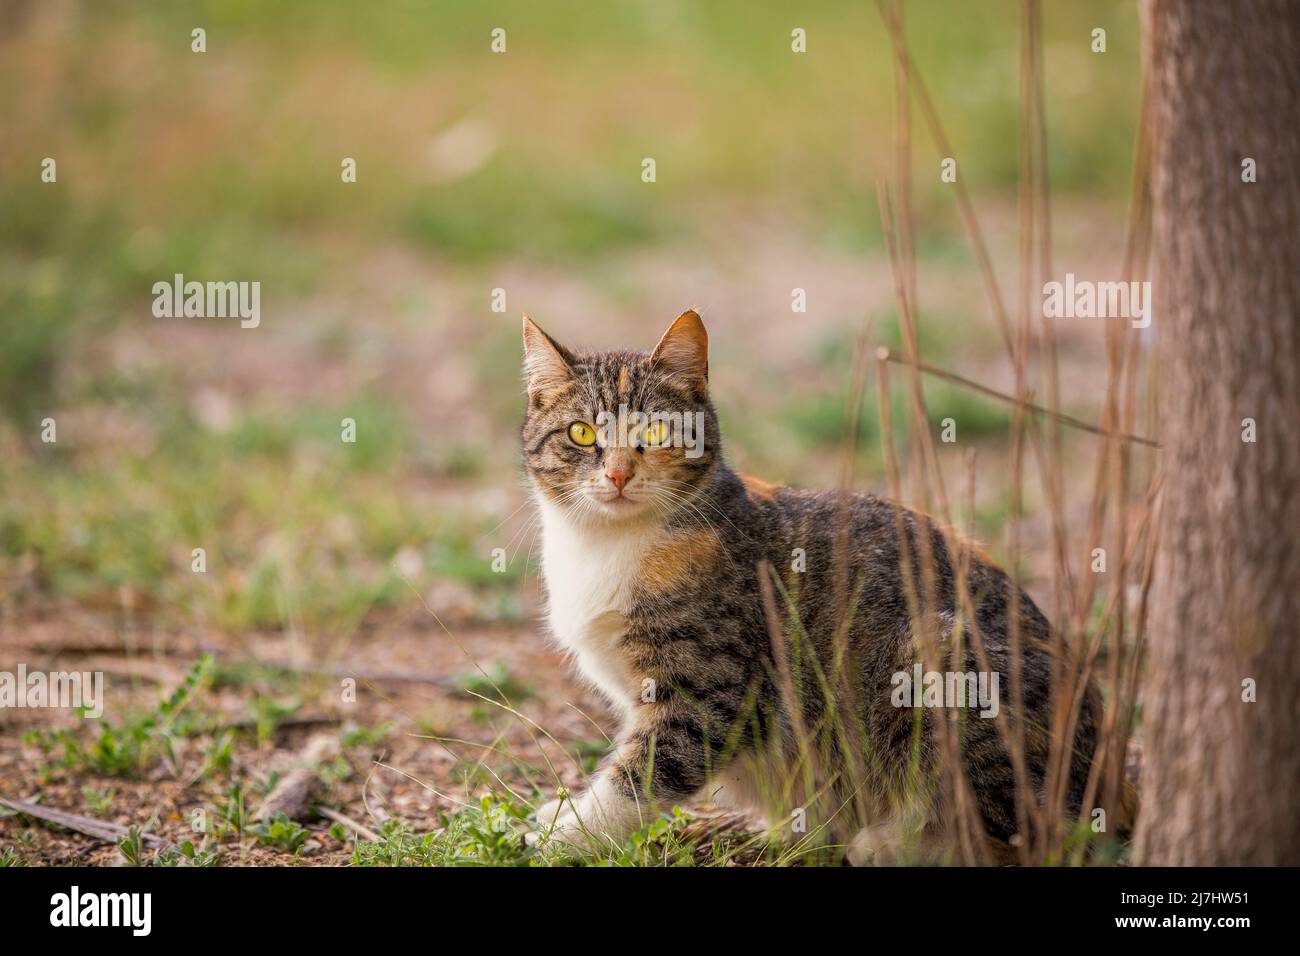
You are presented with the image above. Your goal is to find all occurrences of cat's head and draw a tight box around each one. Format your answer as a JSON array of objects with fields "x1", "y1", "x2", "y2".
[{"x1": 520, "y1": 310, "x2": 720, "y2": 524}]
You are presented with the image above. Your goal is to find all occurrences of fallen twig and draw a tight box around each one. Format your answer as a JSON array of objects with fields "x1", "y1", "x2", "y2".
[
  {"x1": 254, "y1": 733, "x2": 341, "y2": 822},
  {"x1": 0, "y1": 795, "x2": 173, "y2": 849}
]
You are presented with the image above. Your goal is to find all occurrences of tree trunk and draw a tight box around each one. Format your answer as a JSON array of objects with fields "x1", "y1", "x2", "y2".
[{"x1": 1136, "y1": 0, "x2": 1300, "y2": 864}]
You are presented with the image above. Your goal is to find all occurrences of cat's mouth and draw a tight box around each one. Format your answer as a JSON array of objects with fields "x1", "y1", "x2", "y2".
[
  {"x1": 597, "y1": 491, "x2": 638, "y2": 506},
  {"x1": 588, "y1": 488, "x2": 647, "y2": 516}
]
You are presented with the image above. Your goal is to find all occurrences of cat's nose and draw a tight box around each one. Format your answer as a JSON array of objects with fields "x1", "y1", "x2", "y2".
[{"x1": 605, "y1": 464, "x2": 633, "y2": 492}]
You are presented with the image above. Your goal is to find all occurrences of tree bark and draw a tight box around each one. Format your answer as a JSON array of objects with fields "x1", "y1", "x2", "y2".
[{"x1": 1137, "y1": 0, "x2": 1300, "y2": 864}]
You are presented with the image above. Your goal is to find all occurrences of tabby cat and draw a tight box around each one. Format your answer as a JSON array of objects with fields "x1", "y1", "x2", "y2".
[{"x1": 520, "y1": 309, "x2": 1098, "y2": 863}]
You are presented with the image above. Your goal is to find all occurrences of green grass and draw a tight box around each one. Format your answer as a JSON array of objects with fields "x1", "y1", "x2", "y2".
[
  {"x1": 347, "y1": 795, "x2": 731, "y2": 867},
  {"x1": 0, "y1": 388, "x2": 522, "y2": 630}
]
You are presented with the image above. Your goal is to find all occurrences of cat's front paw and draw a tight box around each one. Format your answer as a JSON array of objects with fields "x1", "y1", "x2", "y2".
[
  {"x1": 526, "y1": 791, "x2": 583, "y2": 849},
  {"x1": 533, "y1": 795, "x2": 567, "y2": 830},
  {"x1": 526, "y1": 806, "x2": 604, "y2": 853},
  {"x1": 527, "y1": 783, "x2": 638, "y2": 853}
]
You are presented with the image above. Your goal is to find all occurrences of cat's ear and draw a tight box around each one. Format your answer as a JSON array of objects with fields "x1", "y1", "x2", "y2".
[
  {"x1": 650, "y1": 309, "x2": 708, "y2": 386},
  {"x1": 522, "y1": 315, "x2": 575, "y2": 398}
]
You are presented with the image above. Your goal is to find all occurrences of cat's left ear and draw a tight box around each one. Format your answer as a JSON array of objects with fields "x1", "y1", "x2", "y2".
[
  {"x1": 522, "y1": 315, "x2": 575, "y2": 399},
  {"x1": 650, "y1": 309, "x2": 708, "y2": 386}
]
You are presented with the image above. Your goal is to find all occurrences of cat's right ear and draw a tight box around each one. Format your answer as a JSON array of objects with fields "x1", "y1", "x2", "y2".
[
  {"x1": 650, "y1": 309, "x2": 708, "y2": 387},
  {"x1": 522, "y1": 315, "x2": 574, "y2": 399}
]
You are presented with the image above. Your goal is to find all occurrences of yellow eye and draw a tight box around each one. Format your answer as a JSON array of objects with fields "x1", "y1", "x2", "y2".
[
  {"x1": 643, "y1": 420, "x2": 669, "y2": 446},
  {"x1": 568, "y1": 421, "x2": 597, "y2": 447}
]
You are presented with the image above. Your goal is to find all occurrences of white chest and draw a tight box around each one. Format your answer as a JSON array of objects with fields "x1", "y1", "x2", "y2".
[{"x1": 536, "y1": 499, "x2": 651, "y2": 715}]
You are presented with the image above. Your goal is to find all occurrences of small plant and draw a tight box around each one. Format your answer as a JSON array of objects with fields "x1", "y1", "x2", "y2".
[
  {"x1": 0, "y1": 846, "x2": 24, "y2": 867},
  {"x1": 116, "y1": 825, "x2": 147, "y2": 866},
  {"x1": 217, "y1": 781, "x2": 249, "y2": 838},
  {"x1": 318, "y1": 754, "x2": 353, "y2": 787},
  {"x1": 352, "y1": 819, "x2": 441, "y2": 867},
  {"x1": 609, "y1": 807, "x2": 695, "y2": 867},
  {"x1": 161, "y1": 840, "x2": 223, "y2": 867},
  {"x1": 118, "y1": 826, "x2": 222, "y2": 867},
  {"x1": 452, "y1": 795, "x2": 534, "y2": 866},
  {"x1": 199, "y1": 732, "x2": 235, "y2": 780},
  {"x1": 80, "y1": 785, "x2": 115, "y2": 815},
  {"x1": 250, "y1": 812, "x2": 310, "y2": 852},
  {"x1": 351, "y1": 795, "x2": 535, "y2": 867}
]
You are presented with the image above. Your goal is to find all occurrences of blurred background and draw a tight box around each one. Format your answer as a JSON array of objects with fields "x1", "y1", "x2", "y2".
[{"x1": 0, "y1": 1, "x2": 1145, "y2": 863}]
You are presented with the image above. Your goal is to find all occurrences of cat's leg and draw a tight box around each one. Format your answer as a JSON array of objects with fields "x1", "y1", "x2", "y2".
[{"x1": 532, "y1": 708, "x2": 712, "y2": 851}]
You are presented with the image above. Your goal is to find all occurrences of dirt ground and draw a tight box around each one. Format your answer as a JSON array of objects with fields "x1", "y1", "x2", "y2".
[{"x1": 0, "y1": 597, "x2": 627, "y2": 864}]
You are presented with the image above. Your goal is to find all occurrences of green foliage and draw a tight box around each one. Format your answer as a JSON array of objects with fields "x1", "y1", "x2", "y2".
[
  {"x1": 250, "y1": 813, "x2": 310, "y2": 853},
  {"x1": 168, "y1": 840, "x2": 224, "y2": 867},
  {"x1": 80, "y1": 786, "x2": 115, "y2": 815},
  {"x1": 340, "y1": 722, "x2": 392, "y2": 749},
  {"x1": 200, "y1": 732, "x2": 236, "y2": 780},
  {"x1": 455, "y1": 661, "x2": 535, "y2": 704},
  {"x1": 217, "y1": 782, "x2": 249, "y2": 839},
  {"x1": 0, "y1": 0, "x2": 1141, "y2": 420},
  {"x1": 352, "y1": 795, "x2": 534, "y2": 867},
  {"x1": 922, "y1": 382, "x2": 1012, "y2": 440},
  {"x1": 779, "y1": 373, "x2": 1011, "y2": 454},
  {"x1": 0, "y1": 846, "x2": 24, "y2": 867},
  {"x1": 346, "y1": 793, "x2": 712, "y2": 868},
  {"x1": 116, "y1": 826, "x2": 147, "y2": 866},
  {"x1": 118, "y1": 826, "x2": 223, "y2": 867},
  {"x1": 605, "y1": 806, "x2": 696, "y2": 867}
]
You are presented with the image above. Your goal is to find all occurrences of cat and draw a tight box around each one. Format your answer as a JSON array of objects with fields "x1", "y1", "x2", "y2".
[{"x1": 519, "y1": 308, "x2": 1100, "y2": 863}]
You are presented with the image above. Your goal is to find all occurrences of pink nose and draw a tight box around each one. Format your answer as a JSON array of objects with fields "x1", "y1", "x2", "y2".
[{"x1": 605, "y1": 466, "x2": 632, "y2": 492}]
